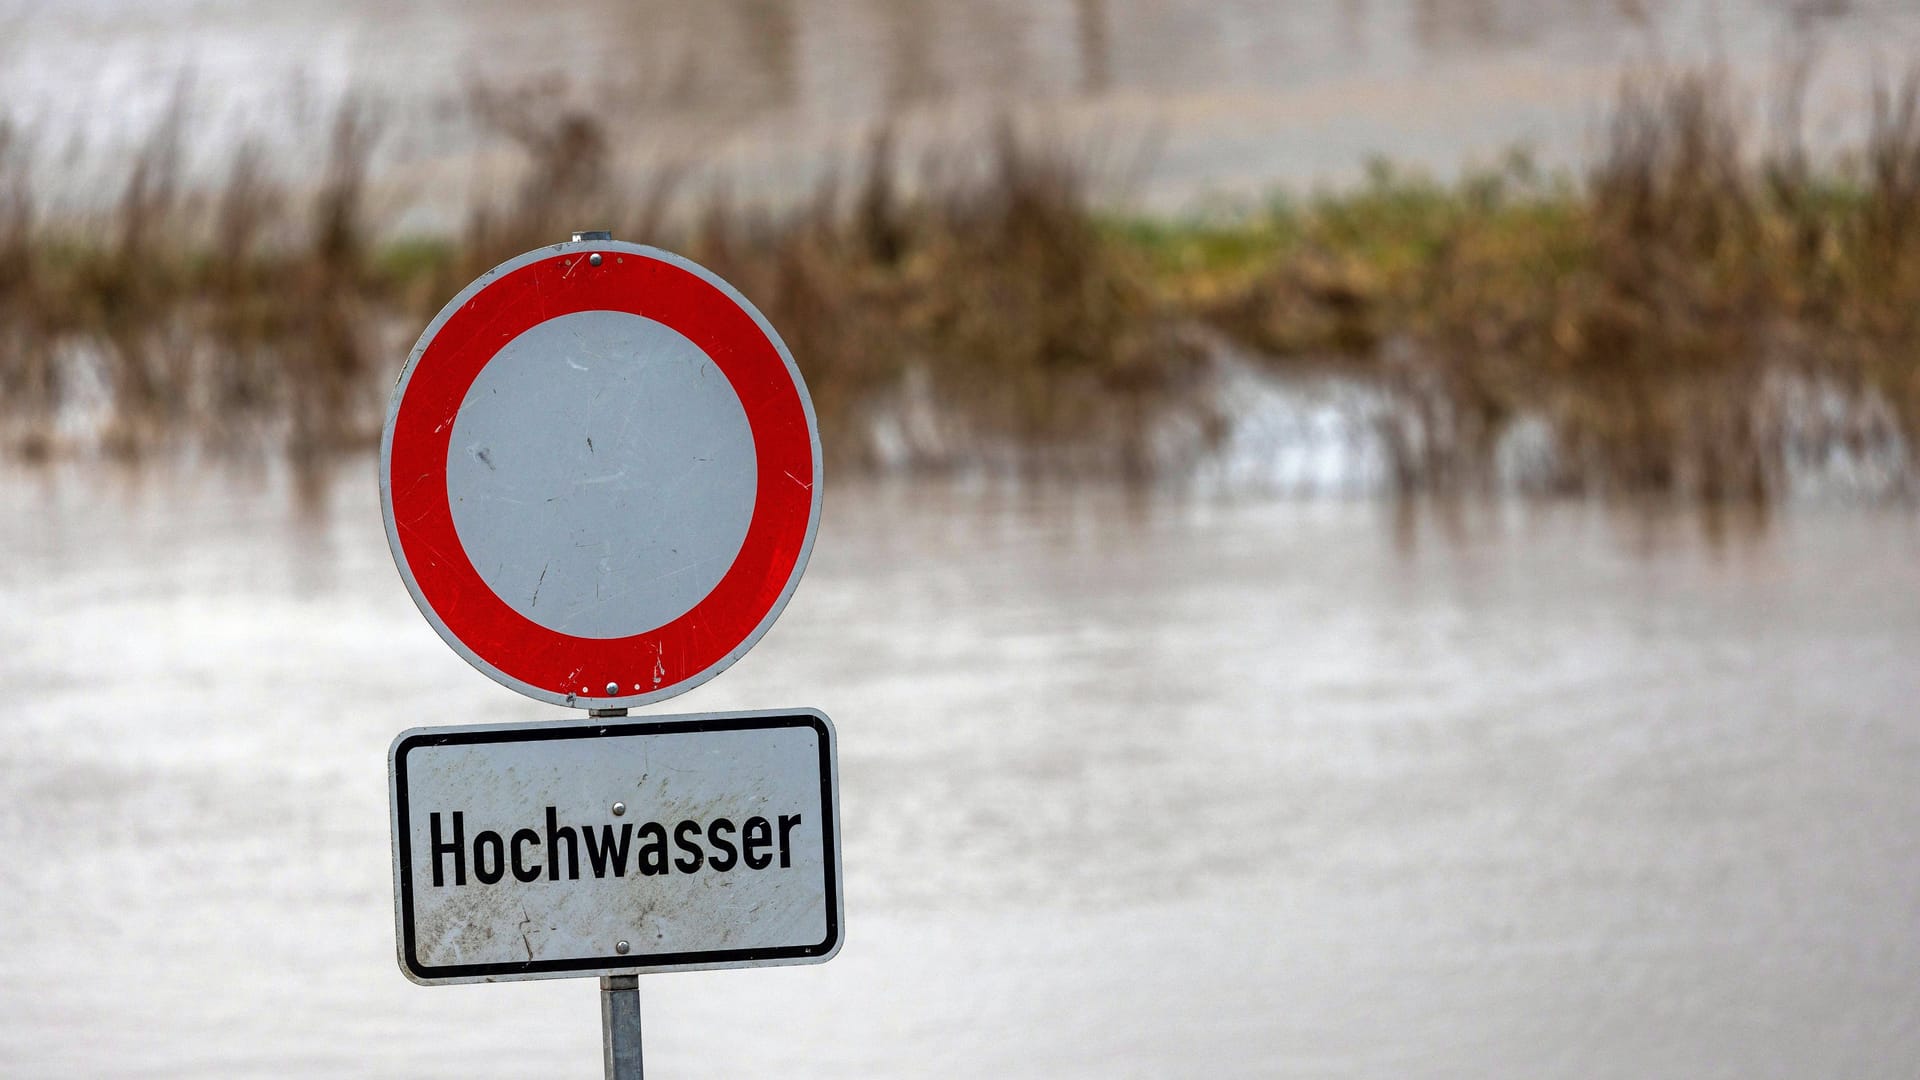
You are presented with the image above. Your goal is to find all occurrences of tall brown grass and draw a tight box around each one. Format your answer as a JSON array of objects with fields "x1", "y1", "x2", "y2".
[
  {"x1": 0, "y1": 66, "x2": 1916, "y2": 500},
  {"x1": 1203, "y1": 65, "x2": 1920, "y2": 499}
]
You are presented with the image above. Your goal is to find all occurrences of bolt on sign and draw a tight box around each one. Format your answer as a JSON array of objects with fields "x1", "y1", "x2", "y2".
[{"x1": 377, "y1": 233, "x2": 840, "y2": 1068}]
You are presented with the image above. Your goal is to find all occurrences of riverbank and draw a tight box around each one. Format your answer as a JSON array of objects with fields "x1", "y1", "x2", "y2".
[{"x1": 1, "y1": 68, "x2": 1915, "y2": 500}]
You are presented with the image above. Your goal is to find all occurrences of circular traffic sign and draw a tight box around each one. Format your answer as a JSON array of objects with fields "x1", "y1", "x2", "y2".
[{"x1": 379, "y1": 239, "x2": 821, "y2": 709}]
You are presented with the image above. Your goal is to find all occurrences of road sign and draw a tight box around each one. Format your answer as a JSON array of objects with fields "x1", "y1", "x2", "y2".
[
  {"x1": 389, "y1": 709, "x2": 842, "y2": 985},
  {"x1": 379, "y1": 238, "x2": 822, "y2": 709}
]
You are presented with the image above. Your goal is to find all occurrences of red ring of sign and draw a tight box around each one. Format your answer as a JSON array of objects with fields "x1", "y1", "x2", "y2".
[{"x1": 387, "y1": 250, "x2": 814, "y2": 700}]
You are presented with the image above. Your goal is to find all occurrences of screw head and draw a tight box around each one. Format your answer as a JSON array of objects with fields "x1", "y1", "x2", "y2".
[
  {"x1": 611, "y1": 801, "x2": 626, "y2": 817},
  {"x1": 589, "y1": 253, "x2": 603, "y2": 266},
  {"x1": 615, "y1": 940, "x2": 630, "y2": 955},
  {"x1": 604, "y1": 681, "x2": 619, "y2": 696}
]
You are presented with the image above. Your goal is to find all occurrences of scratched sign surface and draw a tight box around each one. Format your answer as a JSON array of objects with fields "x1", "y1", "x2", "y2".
[
  {"x1": 388, "y1": 710, "x2": 842, "y2": 985},
  {"x1": 379, "y1": 239, "x2": 821, "y2": 710}
]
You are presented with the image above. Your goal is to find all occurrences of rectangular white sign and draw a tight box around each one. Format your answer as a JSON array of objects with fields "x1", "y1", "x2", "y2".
[{"x1": 388, "y1": 709, "x2": 842, "y2": 985}]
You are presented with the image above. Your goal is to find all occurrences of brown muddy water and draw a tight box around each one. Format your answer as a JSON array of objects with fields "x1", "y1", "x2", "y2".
[
  {"x1": 1, "y1": 463, "x2": 1917, "y2": 1077},
  {"x1": 6, "y1": 0, "x2": 1920, "y2": 217}
]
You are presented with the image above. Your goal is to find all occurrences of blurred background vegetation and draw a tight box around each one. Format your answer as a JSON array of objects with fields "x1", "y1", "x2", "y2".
[{"x1": 0, "y1": 0, "x2": 1916, "y2": 504}]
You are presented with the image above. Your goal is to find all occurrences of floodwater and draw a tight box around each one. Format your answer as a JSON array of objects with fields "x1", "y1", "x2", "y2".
[
  {"x1": 2, "y1": 463, "x2": 1917, "y2": 1077},
  {"x1": 5, "y1": 0, "x2": 1920, "y2": 214}
]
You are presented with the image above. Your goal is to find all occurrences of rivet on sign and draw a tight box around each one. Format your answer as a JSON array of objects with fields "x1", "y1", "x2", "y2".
[
  {"x1": 589, "y1": 253, "x2": 603, "y2": 266},
  {"x1": 605, "y1": 681, "x2": 619, "y2": 695},
  {"x1": 615, "y1": 940, "x2": 631, "y2": 955},
  {"x1": 611, "y1": 801, "x2": 627, "y2": 817}
]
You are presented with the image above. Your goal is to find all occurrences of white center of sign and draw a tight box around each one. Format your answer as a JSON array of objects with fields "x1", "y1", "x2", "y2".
[{"x1": 446, "y1": 310, "x2": 757, "y2": 640}]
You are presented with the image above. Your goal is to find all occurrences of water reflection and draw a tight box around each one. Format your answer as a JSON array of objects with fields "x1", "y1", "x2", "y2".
[
  {"x1": 5, "y1": 0, "x2": 1918, "y2": 208},
  {"x1": 1076, "y1": 0, "x2": 1113, "y2": 94}
]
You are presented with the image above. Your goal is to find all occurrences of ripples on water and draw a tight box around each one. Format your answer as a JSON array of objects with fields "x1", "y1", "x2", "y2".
[{"x1": 1, "y1": 463, "x2": 1917, "y2": 1076}]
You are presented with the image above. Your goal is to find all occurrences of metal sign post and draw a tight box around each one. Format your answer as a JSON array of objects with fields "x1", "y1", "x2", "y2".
[
  {"x1": 601, "y1": 975, "x2": 643, "y2": 1078},
  {"x1": 377, "y1": 232, "x2": 838, "y2": 1078}
]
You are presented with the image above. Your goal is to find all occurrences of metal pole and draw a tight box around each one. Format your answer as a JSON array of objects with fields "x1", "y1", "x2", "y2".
[
  {"x1": 600, "y1": 975, "x2": 643, "y2": 1079},
  {"x1": 583, "y1": 497, "x2": 634, "y2": 1080}
]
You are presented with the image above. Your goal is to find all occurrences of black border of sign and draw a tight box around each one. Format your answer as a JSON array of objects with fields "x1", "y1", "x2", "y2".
[{"x1": 391, "y1": 710, "x2": 839, "y2": 983}]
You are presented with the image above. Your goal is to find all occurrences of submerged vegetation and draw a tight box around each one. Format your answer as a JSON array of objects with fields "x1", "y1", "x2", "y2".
[{"x1": 0, "y1": 67, "x2": 1917, "y2": 500}]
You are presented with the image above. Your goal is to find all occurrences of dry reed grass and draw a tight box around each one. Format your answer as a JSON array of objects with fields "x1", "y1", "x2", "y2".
[
  {"x1": 1196, "y1": 65, "x2": 1920, "y2": 499},
  {"x1": 0, "y1": 65, "x2": 1916, "y2": 500}
]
